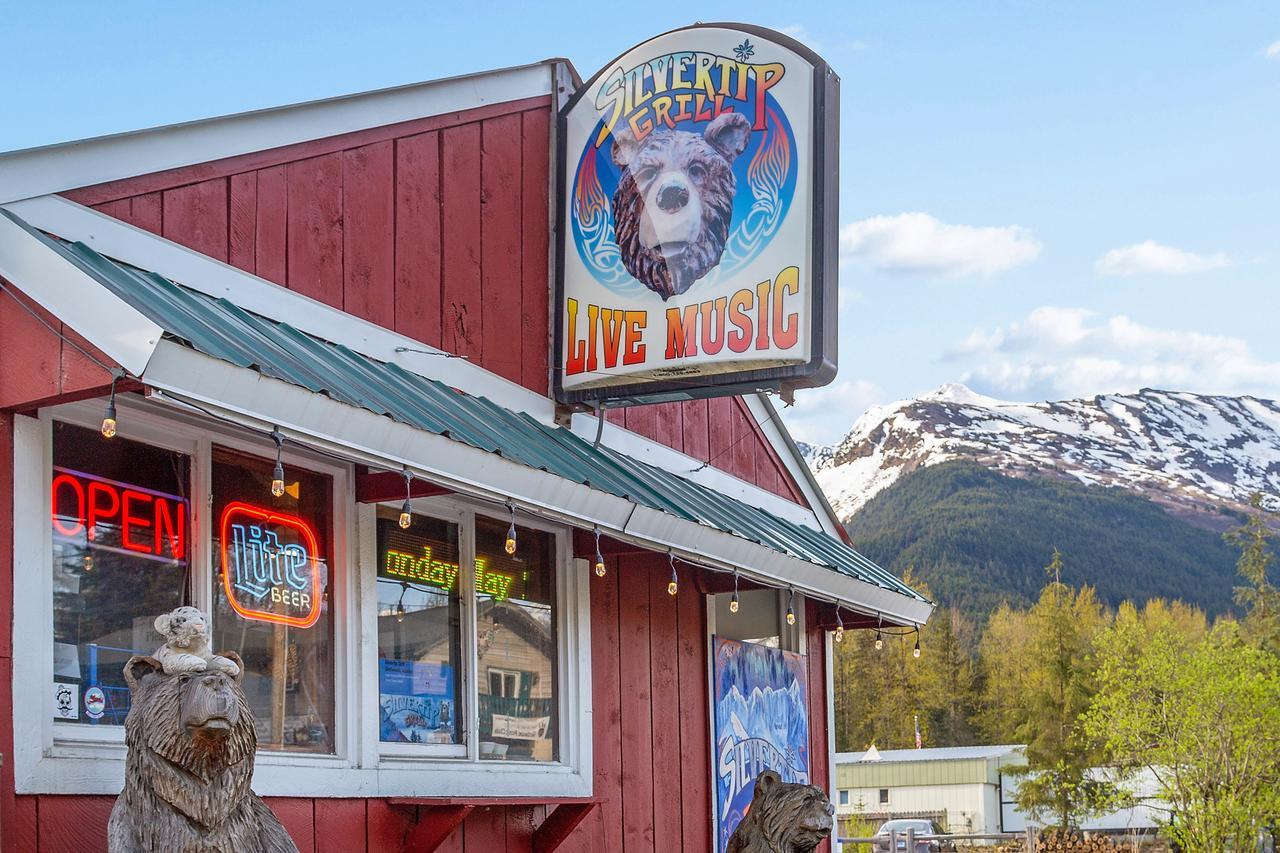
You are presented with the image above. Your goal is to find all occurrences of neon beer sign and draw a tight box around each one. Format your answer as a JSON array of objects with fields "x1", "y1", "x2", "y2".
[
  {"x1": 220, "y1": 502, "x2": 322, "y2": 628},
  {"x1": 51, "y1": 467, "x2": 187, "y2": 562}
]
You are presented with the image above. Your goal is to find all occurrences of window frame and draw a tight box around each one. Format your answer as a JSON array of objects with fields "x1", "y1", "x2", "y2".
[{"x1": 12, "y1": 398, "x2": 592, "y2": 798}]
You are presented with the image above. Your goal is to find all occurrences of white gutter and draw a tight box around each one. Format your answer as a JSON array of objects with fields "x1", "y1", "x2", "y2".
[{"x1": 142, "y1": 341, "x2": 932, "y2": 626}]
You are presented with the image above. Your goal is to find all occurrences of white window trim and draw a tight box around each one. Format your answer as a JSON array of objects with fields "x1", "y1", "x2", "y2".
[{"x1": 11, "y1": 397, "x2": 593, "y2": 798}]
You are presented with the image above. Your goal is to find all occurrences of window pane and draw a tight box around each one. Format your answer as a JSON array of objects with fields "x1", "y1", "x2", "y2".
[
  {"x1": 51, "y1": 422, "x2": 191, "y2": 726},
  {"x1": 475, "y1": 516, "x2": 557, "y2": 762},
  {"x1": 375, "y1": 511, "x2": 463, "y2": 745},
  {"x1": 211, "y1": 447, "x2": 334, "y2": 754}
]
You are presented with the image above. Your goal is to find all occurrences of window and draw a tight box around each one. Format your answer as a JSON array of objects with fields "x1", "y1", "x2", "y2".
[
  {"x1": 376, "y1": 511, "x2": 463, "y2": 746},
  {"x1": 50, "y1": 422, "x2": 191, "y2": 727},
  {"x1": 211, "y1": 447, "x2": 335, "y2": 754},
  {"x1": 839, "y1": 789, "x2": 850, "y2": 806},
  {"x1": 879, "y1": 788, "x2": 890, "y2": 805},
  {"x1": 475, "y1": 515, "x2": 557, "y2": 763}
]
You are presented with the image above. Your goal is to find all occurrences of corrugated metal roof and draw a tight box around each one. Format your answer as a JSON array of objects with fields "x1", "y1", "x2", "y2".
[{"x1": 28, "y1": 223, "x2": 926, "y2": 605}]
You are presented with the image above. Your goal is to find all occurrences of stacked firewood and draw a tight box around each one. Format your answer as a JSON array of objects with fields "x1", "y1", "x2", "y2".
[{"x1": 955, "y1": 830, "x2": 1163, "y2": 853}]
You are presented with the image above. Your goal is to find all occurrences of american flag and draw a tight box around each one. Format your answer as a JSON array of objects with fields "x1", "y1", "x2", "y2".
[{"x1": 914, "y1": 715, "x2": 922, "y2": 749}]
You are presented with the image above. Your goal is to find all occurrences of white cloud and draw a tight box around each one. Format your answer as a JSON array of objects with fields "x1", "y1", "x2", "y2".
[
  {"x1": 781, "y1": 378, "x2": 887, "y2": 445},
  {"x1": 1095, "y1": 240, "x2": 1229, "y2": 277},
  {"x1": 948, "y1": 306, "x2": 1280, "y2": 401},
  {"x1": 839, "y1": 212, "x2": 1042, "y2": 277},
  {"x1": 1265, "y1": 40, "x2": 1280, "y2": 60},
  {"x1": 778, "y1": 24, "x2": 822, "y2": 53}
]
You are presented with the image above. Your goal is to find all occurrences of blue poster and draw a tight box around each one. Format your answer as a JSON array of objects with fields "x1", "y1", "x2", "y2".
[
  {"x1": 378, "y1": 658, "x2": 455, "y2": 744},
  {"x1": 713, "y1": 637, "x2": 810, "y2": 853}
]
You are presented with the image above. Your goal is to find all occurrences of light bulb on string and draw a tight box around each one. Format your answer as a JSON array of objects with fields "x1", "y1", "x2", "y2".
[
  {"x1": 729, "y1": 569, "x2": 740, "y2": 614},
  {"x1": 395, "y1": 582, "x2": 407, "y2": 623},
  {"x1": 504, "y1": 502, "x2": 518, "y2": 555},
  {"x1": 874, "y1": 616, "x2": 884, "y2": 651},
  {"x1": 834, "y1": 607, "x2": 844, "y2": 643},
  {"x1": 785, "y1": 588, "x2": 796, "y2": 626},
  {"x1": 667, "y1": 552, "x2": 678, "y2": 596},
  {"x1": 593, "y1": 527, "x2": 606, "y2": 577},
  {"x1": 101, "y1": 369, "x2": 123, "y2": 438},
  {"x1": 913, "y1": 629, "x2": 922, "y2": 659},
  {"x1": 399, "y1": 470, "x2": 413, "y2": 529},
  {"x1": 270, "y1": 429, "x2": 286, "y2": 497}
]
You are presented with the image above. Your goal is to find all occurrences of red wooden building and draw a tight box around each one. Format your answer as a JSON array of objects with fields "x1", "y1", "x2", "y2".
[{"x1": 0, "y1": 57, "x2": 930, "y2": 853}]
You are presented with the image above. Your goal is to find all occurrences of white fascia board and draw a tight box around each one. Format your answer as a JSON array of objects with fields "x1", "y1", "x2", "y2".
[
  {"x1": 742, "y1": 392, "x2": 844, "y2": 537},
  {"x1": 0, "y1": 63, "x2": 554, "y2": 204},
  {"x1": 7, "y1": 194, "x2": 555, "y2": 421},
  {"x1": 0, "y1": 211, "x2": 161, "y2": 375},
  {"x1": 568, "y1": 409, "x2": 823, "y2": 531},
  {"x1": 143, "y1": 341, "x2": 931, "y2": 625}
]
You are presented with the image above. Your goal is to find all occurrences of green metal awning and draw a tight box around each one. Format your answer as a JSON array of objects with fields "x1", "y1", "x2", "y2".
[{"x1": 2, "y1": 209, "x2": 928, "y2": 614}]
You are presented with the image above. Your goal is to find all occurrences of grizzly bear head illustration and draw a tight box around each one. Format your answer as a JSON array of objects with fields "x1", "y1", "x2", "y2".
[{"x1": 610, "y1": 111, "x2": 752, "y2": 300}]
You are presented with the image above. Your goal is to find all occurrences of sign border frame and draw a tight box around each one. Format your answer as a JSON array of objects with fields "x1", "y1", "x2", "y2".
[{"x1": 553, "y1": 22, "x2": 839, "y2": 408}]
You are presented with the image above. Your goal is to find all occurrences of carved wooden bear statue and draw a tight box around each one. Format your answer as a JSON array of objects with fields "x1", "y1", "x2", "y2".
[
  {"x1": 107, "y1": 653, "x2": 298, "y2": 852},
  {"x1": 727, "y1": 769, "x2": 835, "y2": 853}
]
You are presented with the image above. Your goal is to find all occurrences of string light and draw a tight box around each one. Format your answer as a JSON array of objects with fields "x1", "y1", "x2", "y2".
[
  {"x1": 786, "y1": 588, "x2": 796, "y2": 626},
  {"x1": 101, "y1": 369, "x2": 123, "y2": 438},
  {"x1": 667, "y1": 551, "x2": 678, "y2": 596},
  {"x1": 729, "y1": 568, "x2": 740, "y2": 614},
  {"x1": 913, "y1": 628, "x2": 922, "y2": 659},
  {"x1": 270, "y1": 428, "x2": 286, "y2": 497},
  {"x1": 504, "y1": 502, "x2": 518, "y2": 555},
  {"x1": 834, "y1": 607, "x2": 844, "y2": 643},
  {"x1": 395, "y1": 581, "x2": 407, "y2": 623},
  {"x1": 593, "y1": 527, "x2": 606, "y2": 577},
  {"x1": 874, "y1": 615, "x2": 884, "y2": 651},
  {"x1": 399, "y1": 470, "x2": 413, "y2": 529}
]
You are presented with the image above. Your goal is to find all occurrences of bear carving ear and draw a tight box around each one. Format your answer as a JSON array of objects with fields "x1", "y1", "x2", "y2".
[
  {"x1": 704, "y1": 112, "x2": 753, "y2": 162},
  {"x1": 218, "y1": 651, "x2": 246, "y2": 684},
  {"x1": 610, "y1": 125, "x2": 641, "y2": 169},
  {"x1": 754, "y1": 769, "x2": 782, "y2": 799},
  {"x1": 123, "y1": 656, "x2": 164, "y2": 693}
]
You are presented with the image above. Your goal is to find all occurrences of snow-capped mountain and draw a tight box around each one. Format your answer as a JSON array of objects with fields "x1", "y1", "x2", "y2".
[{"x1": 803, "y1": 384, "x2": 1280, "y2": 524}]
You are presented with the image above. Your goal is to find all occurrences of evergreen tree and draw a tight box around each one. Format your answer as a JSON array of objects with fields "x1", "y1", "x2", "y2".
[
  {"x1": 1225, "y1": 493, "x2": 1279, "y2": 654},
  {"x1": 920, "y1": 606, "x2": 979, "y2": 746}
]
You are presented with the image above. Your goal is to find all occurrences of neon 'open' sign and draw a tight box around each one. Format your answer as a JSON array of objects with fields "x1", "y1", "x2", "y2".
[{"x1": 220, "y1": 502, "x2": 322, "y2": 628}]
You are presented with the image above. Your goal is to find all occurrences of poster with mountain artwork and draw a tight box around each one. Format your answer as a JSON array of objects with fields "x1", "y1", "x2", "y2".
[{"x1": 713, "y1": 636, "x2": 810, "y2": 853}]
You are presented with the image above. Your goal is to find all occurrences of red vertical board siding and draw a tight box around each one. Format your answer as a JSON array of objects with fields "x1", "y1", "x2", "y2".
[
  {"x1": 505, "y1": 805, "x2": 537, "y2": 852},
  {"x1": 162, "y1": 178, "x2": 229, "y2": 262},
  {"x1": 730, "y1": 407, "x2": 755, "y2": 483},
  {"x1": 267, "y1": 798, "x2": 316, "y2": 852},
  {"x1": 36, "y1": 795, "x2": 114, "y2": 853},
  {"x1": 584, "y1": 555, "x2": 622, "y2": 853},
  {"x1": 649, "y1": 561, "x2": 683, "y2": 853},
  {"x1": 58, "y1": 323, "x2": 113, "y2": 396},
  {"x1": 287, "y1": 154, "x2": 344, "y2": 307},
  {"x1": 0, "y1": 285, "x2": 61, "y2": 409},
  {"x1": 255, "y1": 165, "x2": 289, "y2": 286},
  {"x1": 652, "y1": 402, "x2": 683, "y2": 451},
  {"x1": 342, "y1": 142, "x2": 396, "y2": 328},
  {"x1": 806, "y1": 601, "x2": 832, "y2": 853},
  {"x1": 464, "y1": 805, "x2": 507, "y2": 851},
  {"x1": 618, "y1": 555, "x2": 655, "y2": 853},
  {"x1": 94, "y1": 198, "x2": 130, "y2": 222},
  {"x1": 706, "y1": 398, "x2": 734, "y2": 474},
  {"x1": 479, "y1": 114, "x2": 524, "y2": 384},
  {"x1": 440, "y1": 123, "x2": 483, "y2": 361},
  {"x1": 7, "y1": 797, "x2": 38, "y2": 853},
  {"x1": 130, "y1": 192, "x2": 164, "y2": 234},
  {"x1": 229, "y1": 172, "x2": 258, "y2": 273},
  {"x1": 314, "y1": 798, "x2": 368, "y2": 853},
  {"x1": 366, "y1": 797, "x2": 415, "y2": 852},
  {"x1": 0, "y1": 412, "x2": 17, "y2": 852},
  {"x1": 680, "y1": 399, "x2": 710, "y2": 462},
  {"x1": 624, "y1": 405, "x2": 658, "y2": 444},
  {"x1": 677, "y1": 564, "x2": 712, "y2": 852},
  {"x1": 394, "y1": 131, "x2": 443, "y2": 348},
  {"x1": 520, "y1": 109, "x2": 551, "y2": 394}
]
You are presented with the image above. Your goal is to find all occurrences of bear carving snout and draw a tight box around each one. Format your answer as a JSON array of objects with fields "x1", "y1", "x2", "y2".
[
  {"x1": 656, "y1": 182, "x2": 690, "y2": 213},
  {"x1": 180, "y1": 672, "x2": 241, "y2": 738}
]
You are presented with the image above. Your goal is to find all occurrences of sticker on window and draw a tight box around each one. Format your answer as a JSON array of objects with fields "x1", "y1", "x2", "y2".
[{"x1": 53, "y1": 682, "x2": 79, "y2": 720}]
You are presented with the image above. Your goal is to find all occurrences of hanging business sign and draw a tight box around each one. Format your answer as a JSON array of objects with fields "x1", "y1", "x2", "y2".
[
  {"x1": 712, "y1": 636, "x2": 811, "y2": 853},
  {"x1": 555, "y1": 23, "x2": 838, "y2": 406}
]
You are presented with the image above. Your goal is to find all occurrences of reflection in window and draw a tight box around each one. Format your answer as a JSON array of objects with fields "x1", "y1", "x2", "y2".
[
  {"x1": 50, "y1": 422, "x2": 190, "y2": 726},
  {"x1": 376, "y1": 511, "x2": 462, "y2": 745},
  {"x1": 212, "y1": 447, "x2": 334, "y2": 754},
  {"x1": 475, "y1": 516, "x2": 557, "y2": 762}
]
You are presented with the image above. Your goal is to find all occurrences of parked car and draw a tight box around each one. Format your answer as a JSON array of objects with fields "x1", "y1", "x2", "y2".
[{"x1": 871, "y1": 819, "x2": 945, "y2": 853}]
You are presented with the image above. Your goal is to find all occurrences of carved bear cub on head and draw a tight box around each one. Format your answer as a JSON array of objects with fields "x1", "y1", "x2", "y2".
[
  {"x1": 107, "y1": 653, "x2": 298, "y2": 852},
  {"x1": 727, "y1": 770, "x2": 835, "y2": 853},
  {"x1": 611, "y1": 111, "x2": 752, "y2": 300}
]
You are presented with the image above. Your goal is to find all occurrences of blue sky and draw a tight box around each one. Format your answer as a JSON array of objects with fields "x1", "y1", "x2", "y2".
[{"x1": 3, "y1": 2, "x2": 1277, "y2": 443}]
